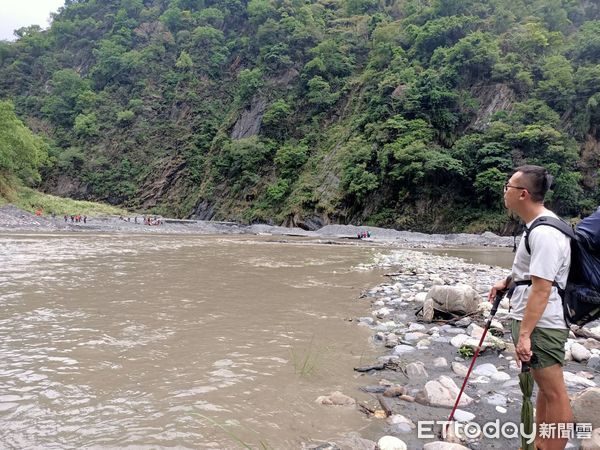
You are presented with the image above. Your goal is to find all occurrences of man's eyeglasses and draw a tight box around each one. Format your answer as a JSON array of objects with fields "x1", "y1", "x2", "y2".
[{"x1": 503, "y1": 183, "x2": 528, "y2": 193}]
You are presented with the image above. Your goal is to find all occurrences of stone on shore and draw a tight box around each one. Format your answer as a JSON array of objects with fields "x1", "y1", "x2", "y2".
[
  {"x1": 572, "y1": 342, "x2": 592, "y2": 362},
  {"x1": 433, "y1": 357, "x2": 448, "y2": 367},
  {"x1": 392, "y1": 344, "x2": 415, "y2": 355},
  {"x1": 425, "y1": 285, "x2": 481, "y2": 316},
  {"x1": 564, "y1": 371, "x2": 597, "y2": 388},
  {"x1": 405, "y1": 361, "x2": 428, "y2": 380},
  {"x1": 377, "y1": 436, "x2": 407, "y2": 450},
  {"x1": 451, "y1": 362, "x2": 468, "y2": 377},
  {"x1": 415, "y1": 375, "x2": 473, "y2": 407},
  {"x1": 572, "y1": 388, "x2": 600, "y2": 429},
  {"x1": 580, "y1": 428, "x2": 600, "y2": 450},
  {"x1": 423, "y1": 443, "x2": 470, "y2": 450},
  {"x1": 473, "y1": 363, "x2": 497, "y2": 377},
  {"x1": 315, "y1": 391, "x2": 356, "y2": 406}
]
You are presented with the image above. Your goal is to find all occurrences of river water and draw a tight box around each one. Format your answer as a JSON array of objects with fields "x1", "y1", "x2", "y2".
[
  {"x1": 0, "y1": 233, "x2": 514, "y2": 449},
  {"x1": 0, "y1": 233, "x2": 393, "y2": 449}
]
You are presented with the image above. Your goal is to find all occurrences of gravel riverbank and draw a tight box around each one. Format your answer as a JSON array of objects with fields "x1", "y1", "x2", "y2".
[
  {"x1": 0, "y1": 204, "x2": 514, "y2": 249},
  {"x1": 310, "y1": 250, "x2": 600, "y2": 450}
]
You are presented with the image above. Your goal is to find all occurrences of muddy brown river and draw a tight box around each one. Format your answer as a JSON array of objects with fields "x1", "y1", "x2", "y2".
[
  {"x1": 0, "y1": 233, "x2": 395, "y2": 449},
  {"x1": 0, "y1": 233, "x2": 515, "y2": 449}
]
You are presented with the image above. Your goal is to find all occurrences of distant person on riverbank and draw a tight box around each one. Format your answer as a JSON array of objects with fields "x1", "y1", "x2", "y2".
[
  {"x1": 64, "y1": 215, "x2": 68, "y2": 222},
  {"x1": 83, "y1": 216, "x2": 87, "y2": 224},
  {"x1": 488, "y1": 165, "x2": 572, "y2": 450}
]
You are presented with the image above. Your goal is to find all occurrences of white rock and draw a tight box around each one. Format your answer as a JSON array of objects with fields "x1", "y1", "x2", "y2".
[
  {"x1": 374, "y1": 307, "x2": 393, "y2": 318},
  {"x1": 386, "y1": 414, "x2": 415, "y2": 429},
  {"x1": 451, "y1": 362, "x2": 468, "y2": 377},
  {"x1": 491, "y1": 372, "x2": 511, "y2": 382},
  {"x1": 453, "y1": 409, "x2": 475, "y2": 422},
  {"x1": 416, "y1": 339, "x2": 431, "y2": 349},
  {"x1": 393, "y1": 344, "x2": 415, "y2": 355},
  {"x1": 450, "y1": 334, "x2": 470, "y2": 348},
  {"x1": 416, "y1": 375, "x2": 473, "y2": 407},
  {"x1": 406, "y1": 361, "x2": 428, "y2": 379},
  {"x1": 408, "y1": 323, "x2": 426, "y2": 332},
  {"x1": 467, "y1": 323, "x2": 485, "y2": 338},
  {"x1": 490, "y1": 319, "x2": 504, "y2": 330},
  {"x1": 423, "y1": 443, "x2": 470, "y2": 450},
  {"x1": 483, "y1": 393, "x2": 507, "y2": 407},
  {"x1": 572, "y1": 342, "x2": 592, "y2": 362},
  {"x1": 496, "y1": 406, "x2": 507, "y2": 414},
  {"x1": 564, "y1": 371, "x2": 597, "y2": 388},
  {"x1": 377, "y1": 436, "x2": 407, "y2": 450},
  {"x1": 414, "y1": 292, "x2": 427, "y2": 302},
  {"x1": 473, "y1": 363, "x2": 498, "y2": 377},
  {"x1": 404, "y1": 331, "x2": 428, "y2": 341},
  {"x1": 433, "y1": 357, "x2": 448, "y2": 367}
]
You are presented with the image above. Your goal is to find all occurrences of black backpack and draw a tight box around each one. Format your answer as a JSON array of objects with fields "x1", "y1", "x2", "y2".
[{"x1": 523, "y1": 208, "x2": 600, "y2": 326}]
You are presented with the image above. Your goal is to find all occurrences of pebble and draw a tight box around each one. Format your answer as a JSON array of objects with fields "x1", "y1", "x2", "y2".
[
  {"x1": 433, "y1": 357, "x2": 448, "y2": 367},
  {"x1": 392, "y1": 345, "x2": 415, "y2": 355},
  {"x1": 473, "y1": 363, "x2": 498, "y2": 377}
]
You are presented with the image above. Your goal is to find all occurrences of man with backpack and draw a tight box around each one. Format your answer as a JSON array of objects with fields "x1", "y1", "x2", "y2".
[{"x1": 489, "y1": 165, "x2": 572, "y2": 450}]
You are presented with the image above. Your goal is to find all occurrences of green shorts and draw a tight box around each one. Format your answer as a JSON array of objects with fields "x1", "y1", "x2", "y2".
[{"x1": 510, "y1": 319, "x2": 569, "y2": 370}]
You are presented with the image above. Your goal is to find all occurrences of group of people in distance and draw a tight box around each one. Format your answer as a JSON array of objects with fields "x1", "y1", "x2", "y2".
[
  {"x1": 64, "y1": 214, "x2": 87, "y2": 223},
  {"x1": 119, "y1": 216, "x2": 163, "y2": 226}
]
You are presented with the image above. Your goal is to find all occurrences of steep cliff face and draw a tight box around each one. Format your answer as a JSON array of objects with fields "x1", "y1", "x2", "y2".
[
  {"x1": 2, "y1": 0, "x2": 598, "y2": 232},
  {"x1": 470, "y1": 84, "x2": 516, "y2": 131}
]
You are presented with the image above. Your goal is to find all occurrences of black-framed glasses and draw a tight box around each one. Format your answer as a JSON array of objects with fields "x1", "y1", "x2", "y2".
[{"x1": 503, "y1": 183, "x2": 528, "y2": 193}]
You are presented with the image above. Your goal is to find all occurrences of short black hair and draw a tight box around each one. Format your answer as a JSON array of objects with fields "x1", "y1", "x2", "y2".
[{"x1": 513, "y1": 165, "x2": 553, "y2": 203}]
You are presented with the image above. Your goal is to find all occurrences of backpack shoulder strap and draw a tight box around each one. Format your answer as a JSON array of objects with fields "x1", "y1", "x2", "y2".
[{"x1": 524, "y1": 216, "x2": 576, "y2": 254}]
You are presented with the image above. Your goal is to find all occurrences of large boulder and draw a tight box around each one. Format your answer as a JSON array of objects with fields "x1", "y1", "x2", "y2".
[
  {"x1": 572, "y1": 388, "x2": 600, "y2": 429},
  {"x1": 422, "y1": 285, "x2": 480, "y2": 322},
  {"x1": 580, "y1": 428, "x2": 600, "y2": 450}
]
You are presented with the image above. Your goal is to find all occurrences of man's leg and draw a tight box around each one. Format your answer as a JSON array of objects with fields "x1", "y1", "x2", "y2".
[
  {"x1": 531, "y1": 364, "x2": 573, "y2": 450},
  {"x1": 535, "y1": 390, "x2": 548, "y2": 449}
]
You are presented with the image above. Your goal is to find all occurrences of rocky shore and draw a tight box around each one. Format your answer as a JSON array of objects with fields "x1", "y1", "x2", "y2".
[
  {"x1": 311, "y1": 250, "x2": 600, "y2": 450},
  {"x1": 0, "y1": 204, "x2": 514, "y2": 249}
]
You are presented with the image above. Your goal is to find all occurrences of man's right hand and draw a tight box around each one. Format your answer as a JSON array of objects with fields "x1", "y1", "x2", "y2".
[{"x1": 488, "y1": 279, "x2": 508, "y2": 303}]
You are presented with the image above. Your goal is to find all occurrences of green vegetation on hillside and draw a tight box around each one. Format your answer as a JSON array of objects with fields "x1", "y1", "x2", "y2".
[{"x1": 1, "y1": 0, "x2": 599, "y2": 232}]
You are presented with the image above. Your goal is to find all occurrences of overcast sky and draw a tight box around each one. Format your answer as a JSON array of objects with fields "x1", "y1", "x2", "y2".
[{"x1": 0, "y1": 0, "x2": 65, "y2": 41}]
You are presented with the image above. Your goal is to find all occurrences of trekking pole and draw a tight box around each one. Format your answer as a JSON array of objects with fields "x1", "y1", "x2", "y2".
[{"x1": 446, "y1": 284, "x2": 508, "y2": 426}]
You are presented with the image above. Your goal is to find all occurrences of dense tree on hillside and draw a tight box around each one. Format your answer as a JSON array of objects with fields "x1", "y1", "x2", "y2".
[
  {"x1": 0, "y1": 101, "x2": 48, "y2": 184},
  {"x1": 0, "y1": 0, "x2": 598, "y2": 232}
]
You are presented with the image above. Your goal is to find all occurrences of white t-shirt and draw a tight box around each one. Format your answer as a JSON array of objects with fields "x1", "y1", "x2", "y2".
[{"x1": 508, "y1": 211, "x2": 571, "y2": 329}]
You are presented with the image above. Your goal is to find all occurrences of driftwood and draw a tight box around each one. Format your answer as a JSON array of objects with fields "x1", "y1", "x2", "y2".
[
  {"x1": 357, "y1": 401, "x2": 376, "y2": 416},
  {"x1": 354, "y1": 363, "x2": 385, "y2": 372},
  {"x1": 376, "y1": 394, "x2": 395, "y2": 417}
]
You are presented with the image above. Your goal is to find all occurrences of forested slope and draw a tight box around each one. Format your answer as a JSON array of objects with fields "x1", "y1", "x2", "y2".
[{"x1": 1, "y1": 0, "x2": 599, "y2": 232}]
